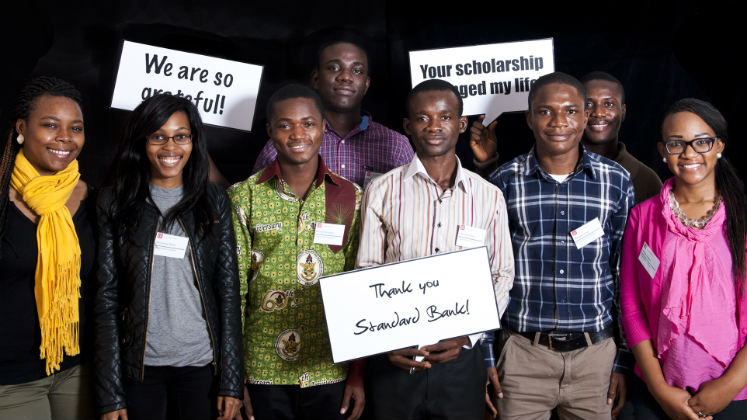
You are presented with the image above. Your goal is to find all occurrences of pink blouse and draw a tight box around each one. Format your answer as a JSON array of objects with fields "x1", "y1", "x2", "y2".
[{"x1": 621, "y1": 178, "x2": 747, "y2": 400}]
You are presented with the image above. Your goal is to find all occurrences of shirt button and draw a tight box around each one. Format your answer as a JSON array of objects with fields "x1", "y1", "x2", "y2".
[
  {"x1": 560, "y1": 210, "x2": 565, "y2": 215},
  {"x1": 341, "y1": 164, "x2": 346, "y2": 169},
  {"x1": 561, "y1": 240, "x2": 565, "y2": 245},
  {"x1": 435, "y1": 248, "x2": 440, "y2": 253},
  {"x1": 341, "y1": 140, "x2": 345, "y2": 144},
  {"x1": 437, "y1": 222, "x2": 442, "y2": 227},
  {"x1": 559, "y1": 269, "x2": 565, "y2": 274}
]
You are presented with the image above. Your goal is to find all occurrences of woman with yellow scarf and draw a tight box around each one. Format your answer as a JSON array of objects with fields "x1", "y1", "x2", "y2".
[{"x1": 0, "y1": 76, "x2": 94, "y2": 419}]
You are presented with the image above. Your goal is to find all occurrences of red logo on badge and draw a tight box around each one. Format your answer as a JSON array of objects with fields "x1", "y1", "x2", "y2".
[
  {"x1": 571, "y1": 230, "x2": 577, "y2": 236},
  {"x1": 157, "y1": 233, "x2": 163, "y2": 239}
]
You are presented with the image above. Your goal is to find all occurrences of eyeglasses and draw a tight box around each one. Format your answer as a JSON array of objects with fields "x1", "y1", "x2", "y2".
[
  {"x1": 146, "y1": 133, "x2": 193, "y2": 145},
  {"x1": 660, "y1": 137, "x2": 717, "y2": 155}
]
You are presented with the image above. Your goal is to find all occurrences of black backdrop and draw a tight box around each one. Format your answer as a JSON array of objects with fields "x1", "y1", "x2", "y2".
[{"x1": 2, "y1": 1, "x2": 744, "y2": 186}]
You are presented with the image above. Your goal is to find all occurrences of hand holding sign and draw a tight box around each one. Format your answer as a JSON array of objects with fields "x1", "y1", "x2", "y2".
[{"x1": 470, "y1": 114, "x2": 498, "y2": 163}]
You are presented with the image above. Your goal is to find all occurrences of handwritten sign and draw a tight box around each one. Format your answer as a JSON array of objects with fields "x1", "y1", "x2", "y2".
[
  {"x1": 111, "y1": 40, "x2": 264, "y2": 131},
  {"x1": 409, "y1": 38, "x2": 555, "y2": 124},
  {"x1": 319, "y1": 247, "x2": 500, "y2": 363}
]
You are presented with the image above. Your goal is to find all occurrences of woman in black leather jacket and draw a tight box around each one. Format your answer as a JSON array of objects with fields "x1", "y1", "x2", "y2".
[{"x1": 94, "y1": 94, "x2": 242, "y2": 420}]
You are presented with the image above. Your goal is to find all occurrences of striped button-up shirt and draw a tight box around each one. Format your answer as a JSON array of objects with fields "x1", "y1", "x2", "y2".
[
  {"x1": 482, "y1": 147, "x2": 634, "y2": 371},
  {"x1": 253, "y1": 115, "x2": 414, "y2": 187},
  {"x1": 356, "y1": 156, "x2": 515, "y2": 333}
]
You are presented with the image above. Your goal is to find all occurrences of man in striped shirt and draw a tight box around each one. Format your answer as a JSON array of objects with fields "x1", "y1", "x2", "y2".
[
  {"x1": 253, "y1": 36, "x2": 414, "y2": 187},
  {"x1": 477, "y1": 72, "x2": 634, "y2": 420},
  {"x1": 356, "y1": 79, "x2": 514, "y2": 420}
]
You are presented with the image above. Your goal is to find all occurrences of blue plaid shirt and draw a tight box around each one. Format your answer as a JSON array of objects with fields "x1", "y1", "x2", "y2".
[{"x1": 481, "y1": 146, "x2": 635, "y2": 372}]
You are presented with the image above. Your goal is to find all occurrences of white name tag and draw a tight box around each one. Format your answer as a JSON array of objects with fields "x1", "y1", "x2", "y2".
[
  {"x1": 638, "y1": 242, "x2": 660, "y2": 279},
  {"x1": 363, "y1": 170, "x2": 383, "y2": 189},
  {"x1": 456, "y1": 225, "x2": 486, "y2": 248},
  {"x1": 153, "y1": 232, "x2": 189, "y2": 259},
  {"x1": 570, "y1": 218, "x2": 604, "y2": 249},
  {"x1": 313, "y1": 222, "x2": 346, "y2": 246}
]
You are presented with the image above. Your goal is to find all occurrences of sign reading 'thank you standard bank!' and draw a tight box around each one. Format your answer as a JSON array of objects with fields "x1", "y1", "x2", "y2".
[
  {"x1": 111, "y1": 40, "x2": 264, "y2": 131},
  {"x1": 319, "y1": 247, "x2": 500, "y2": 363},
  {"x1": 409, "y1": 38, "x2": 554, "y2": 125}
]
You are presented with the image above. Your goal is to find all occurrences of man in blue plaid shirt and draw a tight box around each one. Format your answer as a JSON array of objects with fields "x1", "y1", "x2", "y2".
[{"x1": 472, "y1": 72, "x2": 634, "y2": 420}]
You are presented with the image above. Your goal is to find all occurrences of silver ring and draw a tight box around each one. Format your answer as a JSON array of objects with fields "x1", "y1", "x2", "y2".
[
  {"x1": 409, "y1": 367, "x2": 416, "y2": 375},
  {"x1": 698, "y1": 411, "x2": 706, "y2": 418}
]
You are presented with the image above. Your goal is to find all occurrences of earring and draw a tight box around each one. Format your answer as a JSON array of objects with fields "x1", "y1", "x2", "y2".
[
  {"x1": 662, "y1": 157, "x2": 667, "y2": 163},
  {"x1": 16, "y1": 134, "x2": 24, "y2": 145},
  {"x1": 717, "y1": 152, "x2": 722, "y2": 159}
]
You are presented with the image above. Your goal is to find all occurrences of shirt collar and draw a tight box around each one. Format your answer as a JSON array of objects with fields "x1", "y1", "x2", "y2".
[
  {"x1": 403, "y1": 154, "x2": 470, "y2": 193},
  {"x1": 324, "y1": 113, "x2": 371, "y2": 137},
  {"x1": 256, "y1": 155, "x2": 338, "y2": 188},
  {"x1": 525, "y1": 144, "x2": 597, "y2": 181}
]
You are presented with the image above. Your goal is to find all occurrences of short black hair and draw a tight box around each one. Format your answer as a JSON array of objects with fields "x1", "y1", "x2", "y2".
[
  {"x1": 315, "y1": 32, "x2": 370, "y2": 73},
  {"x1": 265, "y1": 83, "x2": 324, "y2": 122},
  {"x1": 581, "y1": 71, "x2": 626, "y2": 104},
  {"x1": 528, "y1": 72, "x2": 586, "y2": 109},
  {"x1": 407, "y1": 79, "x2": 463, "y2": 117}
]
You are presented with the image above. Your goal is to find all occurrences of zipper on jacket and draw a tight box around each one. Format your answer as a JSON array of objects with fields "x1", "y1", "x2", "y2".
[
  {"x1": 177, "y1": 217, "x2": 218, "y2": 374},
  {"x1": 141, "y1": 218, "x2": 160, "y2": 381}
]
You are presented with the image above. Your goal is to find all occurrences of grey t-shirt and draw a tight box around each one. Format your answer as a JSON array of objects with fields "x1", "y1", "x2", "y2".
[{"x1": 144, "y1": 183, "x2": 213, "y2": 367}]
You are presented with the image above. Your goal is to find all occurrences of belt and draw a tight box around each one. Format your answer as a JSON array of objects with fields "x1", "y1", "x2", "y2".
[{"x1": 514, "y1": 327, "x2": 613, "y2": 352}]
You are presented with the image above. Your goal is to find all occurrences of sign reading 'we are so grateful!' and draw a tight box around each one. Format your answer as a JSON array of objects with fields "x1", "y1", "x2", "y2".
[{"x1": 319, "y1": 247, "x2": 501, "y2": 363}]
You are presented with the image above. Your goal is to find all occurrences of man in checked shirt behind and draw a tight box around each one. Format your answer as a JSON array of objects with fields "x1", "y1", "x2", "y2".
[
  {"x1": 474, "y1": 72, "x2": 635, "y2": 420},
  {"x1": 253, "y1": 33, "x2": 414, "y2": 188}
]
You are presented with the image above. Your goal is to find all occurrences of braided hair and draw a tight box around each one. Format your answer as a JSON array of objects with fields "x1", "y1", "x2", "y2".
[
  {"x1": 663, "y1": 98, "x2": 747, "y2": 295},
  {"x1": 0, "y1": 76, "x2": 83, "y2": 241}
]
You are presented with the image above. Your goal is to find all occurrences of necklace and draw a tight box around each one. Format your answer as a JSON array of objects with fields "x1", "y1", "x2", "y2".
[{"x1": 668, "y1": 190, "x2": 722, "y2": 229}]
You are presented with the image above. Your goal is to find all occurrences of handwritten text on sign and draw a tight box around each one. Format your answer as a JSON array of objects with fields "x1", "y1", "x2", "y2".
[
  {"x1": 409, "y1": 38, "x2": 554, "y2": 124},
  {"x1": 319, "y1": 247, "x2": 500, "y2": 363},
  {"x1": 111, "y1": 41, "x2": 264, "y2": 131}
]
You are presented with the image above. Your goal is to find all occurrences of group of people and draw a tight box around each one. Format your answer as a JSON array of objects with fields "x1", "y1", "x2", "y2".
[{"x1": 0, "y1": 35, "x2": 745, "y2": 420}]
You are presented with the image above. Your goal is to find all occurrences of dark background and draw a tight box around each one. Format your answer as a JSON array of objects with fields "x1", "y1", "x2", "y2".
[{"x1": 2, "y1": 0, "x2": 743, "y2": 186}]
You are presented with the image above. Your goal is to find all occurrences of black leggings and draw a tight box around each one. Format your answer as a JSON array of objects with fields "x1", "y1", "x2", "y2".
[{"x1": 123, "y1": 364, "x2": 216, "y2": 420}]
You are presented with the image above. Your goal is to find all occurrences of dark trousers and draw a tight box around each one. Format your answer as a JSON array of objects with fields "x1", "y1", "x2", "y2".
[
  {"x1": 365, "y1": 346, "x2": 485, "y2": 420},
  {"x1": 123, "y1": 364, "x2": 216, "y2": 420},
  {"x1": 620, "y1": 375, "x2": 747, "y2": 420},
  {"x1": 247, "y1": 381, "x2": 346, "y2": 420}
]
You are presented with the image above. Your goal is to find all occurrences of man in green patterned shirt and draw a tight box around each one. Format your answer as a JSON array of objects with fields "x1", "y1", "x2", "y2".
[{"x1": 228, "y1": 84, "x2": 364, "y2": 420}]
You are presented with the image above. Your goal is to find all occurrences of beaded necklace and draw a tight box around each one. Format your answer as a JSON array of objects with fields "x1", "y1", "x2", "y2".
[{"x1": 668, "y1": 190, "x2": 722, "y2": 230}]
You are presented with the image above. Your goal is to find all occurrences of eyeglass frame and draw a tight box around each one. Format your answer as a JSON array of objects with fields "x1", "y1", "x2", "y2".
[
  {"x1": 145, "y1": 133, "x2": 193, "y2": 145},
  {"x1": 660, "y1": 137, "x2": 718, "y2": 155}
]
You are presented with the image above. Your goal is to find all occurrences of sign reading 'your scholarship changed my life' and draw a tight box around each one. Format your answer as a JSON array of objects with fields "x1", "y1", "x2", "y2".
[{"x1": 111, "y1": 41, "x2": 264, "y2": 131}]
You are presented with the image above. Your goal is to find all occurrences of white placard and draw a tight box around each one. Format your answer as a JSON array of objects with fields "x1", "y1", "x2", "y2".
[
  {"x1": 111, "y1": 40, "x2": 264, "y2": 131},
  {"x1": 319, "y1": 247, "x2": 500, "y2": 363},
  {"x1": 409, "y1": 38, "x2": 554, "y2": 124}
]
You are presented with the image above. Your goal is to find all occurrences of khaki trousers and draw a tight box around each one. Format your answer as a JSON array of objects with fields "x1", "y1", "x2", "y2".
[
  {"x1": 496, "y1": 330, "x2": 616, "y2": 420},
  {"x1": 0, "y1": 364, "x2": 92, "y2": 420}
]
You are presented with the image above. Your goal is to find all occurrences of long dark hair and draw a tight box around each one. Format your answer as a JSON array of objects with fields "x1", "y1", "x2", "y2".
[
  {"x1": 105, "y1": 94, "x2": 212, "y2": 238},
  {"x1": 664, "y1": 98, "x2": 747, "y2": 294},
  {"x1": 0, "y1": 76, "x2": 83, "y2": 240}
]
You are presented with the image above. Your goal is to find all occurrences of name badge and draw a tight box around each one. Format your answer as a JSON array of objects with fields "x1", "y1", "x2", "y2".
[
  {"x1": 638, "y1": 242, "x2": 660, "y2": 279},
  {"x1": 363, "y1": 170, "x2": 384, "y2": 189},
  {"x1": 570, "y1": 218, "x2": 604, "y2": 249},
  {"x1": 456, "y1": 225, "x2": 486, "y2": 248},
  {"x1": 313, "y1": 222, "x2": 346, "y2": 246},
  {"x1": 153, "y1": 232, "x2": 189, "y2": 259}
]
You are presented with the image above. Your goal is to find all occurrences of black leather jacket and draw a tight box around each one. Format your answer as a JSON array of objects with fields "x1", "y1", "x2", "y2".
[{"x1": 93, "y1": 183, "x2": 242, "y2": 413}]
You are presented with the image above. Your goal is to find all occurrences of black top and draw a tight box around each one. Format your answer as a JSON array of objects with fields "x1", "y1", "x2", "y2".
[{"x1": 0, "y1": 196, "x2": 96, "y2": 384}]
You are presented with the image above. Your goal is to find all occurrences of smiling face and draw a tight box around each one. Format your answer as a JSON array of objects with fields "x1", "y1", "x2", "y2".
[
  {"x1": 312, "y1": 42, "x2": 370, "y2": 113},
  {"x1": 15, "y1": 95, "x2": 84, "y2": 176},
  {"x1": 404, "y1": 89, "x2": 467, "y2": 160},
  {"x1": 659, "y1": 111, "x2": 724, "y2": 189},
  {"x1": 584, "y1": 79, "x2": 626, "y2": 145},
  {"x1": 527, "y1": 82, "x2": 588, "y2": 159},
  {"x1": 145, "y1": 111, "x2": 193, "y2": 188},
  {"x1": 268, "y1": 97, "x2": 324, "y2": 167}
]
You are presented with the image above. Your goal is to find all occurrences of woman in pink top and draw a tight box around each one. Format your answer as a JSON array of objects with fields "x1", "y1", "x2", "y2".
[{"x1": 621, "y1": 98, "x2": 747, "y2": 420}]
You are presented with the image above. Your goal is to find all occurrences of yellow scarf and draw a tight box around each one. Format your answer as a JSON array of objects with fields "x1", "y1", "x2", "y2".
[{"x1": 10, "y1": 149, "x2": 82, "y2": 375}]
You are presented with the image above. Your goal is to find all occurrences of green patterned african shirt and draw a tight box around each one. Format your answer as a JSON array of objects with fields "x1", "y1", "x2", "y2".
[{"x1": 228, "y1": 157, "x2": 360, "y2": 387}]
